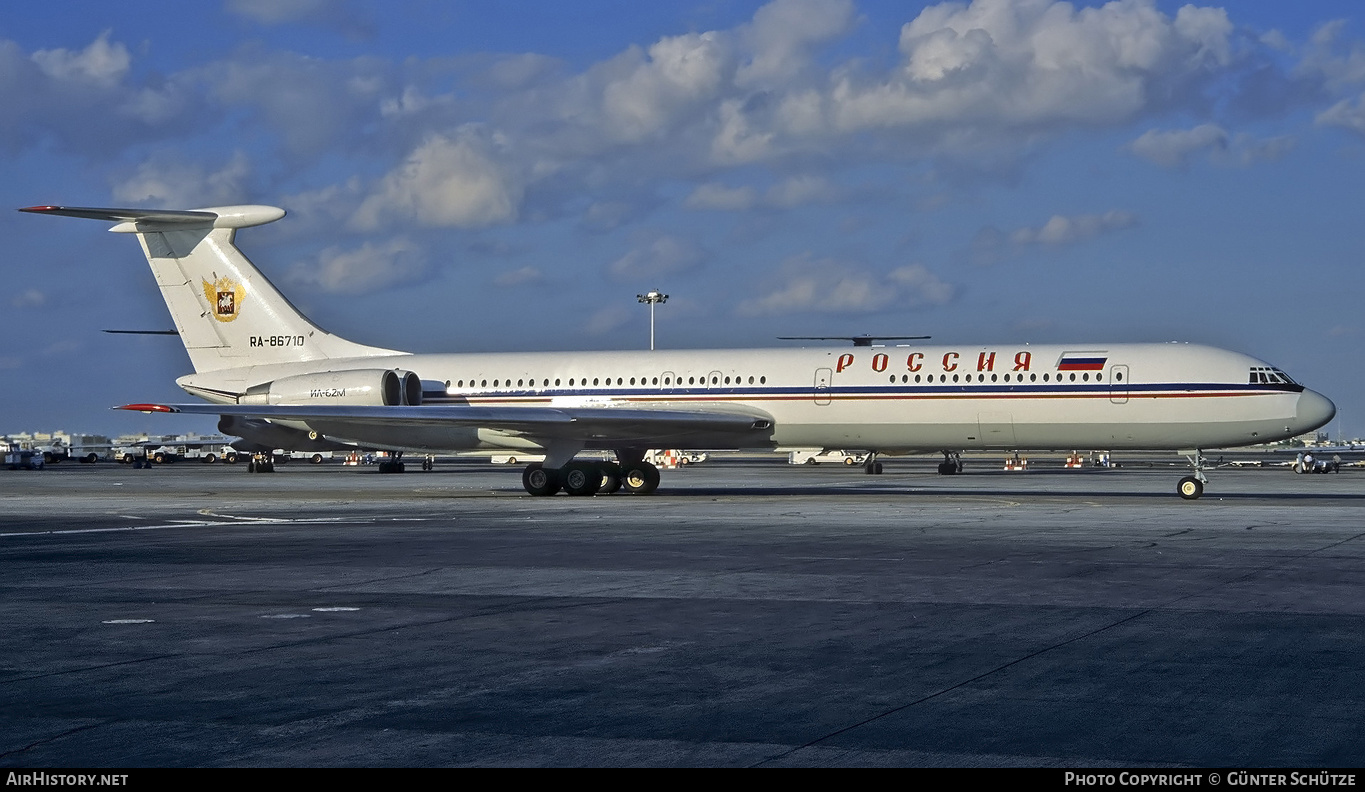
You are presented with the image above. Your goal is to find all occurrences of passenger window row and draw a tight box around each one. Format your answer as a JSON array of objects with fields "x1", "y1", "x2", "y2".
[
  {"x1": 886, "y1": 371, "x2": 1105, "y2": 384},
  {"x1": 445, "y1": 375, "x2": 768, "y2": 390}
]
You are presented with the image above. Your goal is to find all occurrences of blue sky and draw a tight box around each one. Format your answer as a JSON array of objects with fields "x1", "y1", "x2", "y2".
[{"x1": 3, "y1": 0, "x2": 1363, "y2": 440}]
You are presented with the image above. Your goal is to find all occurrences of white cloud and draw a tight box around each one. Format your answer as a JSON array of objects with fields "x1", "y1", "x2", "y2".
[
  {"x1": 685, "y1": 175, "x2": 831, "y2": 211},
  {"x1": 288, "y1": 238, "x2": 429, "y2": 295},
  {"x1": 493, "y1": 267, "x2": 544, "y2": 287},
  {"x1": 113, "y1": 152, "x2": 253, "y2": 207},
  {"x1": 1010, "y1": 211, "x2": 1139, "y2": 246},
  {"x1": 608, "y1": 235, "x2": 705, "y2": 280},
  {"x1": 737, "y1": 0, "x2": 856, "y2": 88},
  {"x1": 887, "y1": 264, "x2": 955, "y2": 307},
  {"x1": 765, "y1": 175, "x2": 832, "y2": 207},
  {"x1": 826, "y1": 0, "x2": 1232, "y2": 138},
  {"x1": 226, "y1": 0, "x2": 331, "y2": 25},
  {"x1": 685, "y1": 182, "x2": 759, "y2": 211},
  {"x1": 1130, "y1": 124, "x2": 1296, "y2": 168},
  {"x1": 584, "y1": 305, "x2": 632, "y2": 336},
  {"x1": 599, "y1": 31, "x2": 733, "y2": 143},
  {"x1": 1129, "y1": 124, "x2": 1228, "y2": 169},
  {"x1": 10, "y1": 290, "x2": 46, "y2": 309},
  {"x1": 225, "y1": 0, "x2": 375, "y2": 38},
  {"x1": 737, "y1": 255, "x2": 954, "y2": 316},
  {"x1": 964, "y1": 209, "x2": 1139, "y2": 266},
  {"x1": 1231, "y1": 133, "x2": 1295, "y2": 165},
  {"x1": 31, "y1": 30, "x2": 130, "y2": 86},
  {"x1": 1318, "y1": 92, "x2": 1365, "y2": 135},
  {"x1": 352, "y1": 131, "x2": 522, "y2": 230}
]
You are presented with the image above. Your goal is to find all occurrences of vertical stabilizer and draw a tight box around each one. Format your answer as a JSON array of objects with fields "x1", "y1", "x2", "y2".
[{"x1": 21, "y1": 205, "x2": 404, "y2": 372}]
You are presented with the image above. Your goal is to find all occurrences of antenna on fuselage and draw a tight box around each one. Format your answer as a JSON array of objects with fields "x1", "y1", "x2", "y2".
[{"x1": 777, "y1": 335, "x2": 931, "y2": 347}]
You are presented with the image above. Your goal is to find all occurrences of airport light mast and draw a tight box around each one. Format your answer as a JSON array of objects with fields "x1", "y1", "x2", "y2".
[{"x1": 637, "y1": 290, "x2": 668, "y2": 351}]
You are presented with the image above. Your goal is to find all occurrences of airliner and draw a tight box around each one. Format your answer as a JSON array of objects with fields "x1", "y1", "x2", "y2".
[{"x1": 21, "y1": 203, "x2": 1336, "y2": 499}]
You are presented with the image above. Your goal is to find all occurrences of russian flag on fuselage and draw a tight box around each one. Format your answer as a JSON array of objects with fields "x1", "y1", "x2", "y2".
[{"x1": 1057, "y1": 353, "x2": 1108, "y2": 371}]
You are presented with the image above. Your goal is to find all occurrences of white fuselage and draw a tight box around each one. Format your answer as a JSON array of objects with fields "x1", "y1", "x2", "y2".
[{"x1": 179, "y1": 341, "x2": 1334, "y2": 455}]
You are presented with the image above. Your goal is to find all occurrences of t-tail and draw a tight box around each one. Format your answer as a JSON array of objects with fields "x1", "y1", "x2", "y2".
[{"x1": 20, "y1": 204, "x2": 404, "y2": 373}]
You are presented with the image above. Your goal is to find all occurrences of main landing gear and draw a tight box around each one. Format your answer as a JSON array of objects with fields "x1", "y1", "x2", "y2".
[
  {"x1": 937, "y1": 451, "x2": 963, "y2": 475},
  {"x1": 247, "y1": 452, "x2": 275, "y2": 473},
  {"x1": 1178, "y1": 449, "x2": 1208, "y2": 500},
  {"x1": 521, "y1": 459, "x2": 661, "y2": 496}
]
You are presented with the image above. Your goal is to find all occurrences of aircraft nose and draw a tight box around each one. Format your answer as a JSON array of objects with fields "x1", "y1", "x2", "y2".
[{"x1": 1295, "y1": 390, "x2": 1336, "y2": 434}]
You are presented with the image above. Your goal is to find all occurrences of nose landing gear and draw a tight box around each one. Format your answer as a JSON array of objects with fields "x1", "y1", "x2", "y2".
[{"x1": 1178, "y1": 449, "x2": 1208, "y2": 500}]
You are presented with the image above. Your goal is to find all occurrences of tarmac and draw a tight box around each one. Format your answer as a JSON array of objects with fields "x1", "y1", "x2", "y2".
[{"x1": 1, "y1": 456, "x2": 1362, "y2": 767}]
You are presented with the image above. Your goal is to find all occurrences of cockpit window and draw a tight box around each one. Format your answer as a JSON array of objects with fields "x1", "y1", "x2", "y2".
[{"x1": 1249, "y1": 366, "x2": 1296, "y2": 385}]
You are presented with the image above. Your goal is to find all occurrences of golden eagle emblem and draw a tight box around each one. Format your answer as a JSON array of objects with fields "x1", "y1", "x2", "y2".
[{"x1": 203, "y1": 276, "x2": 246, "y2": 323}]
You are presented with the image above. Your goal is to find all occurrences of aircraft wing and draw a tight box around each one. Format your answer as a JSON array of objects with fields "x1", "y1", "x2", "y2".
[{"x1": 117, "y1": 402, "x2": 775, "y2": 447}]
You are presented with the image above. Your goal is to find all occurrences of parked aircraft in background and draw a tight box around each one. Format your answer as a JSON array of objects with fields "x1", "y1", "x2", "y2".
[{"x1": 22, "y1": 204, "x2": 1336, "y2": 499}]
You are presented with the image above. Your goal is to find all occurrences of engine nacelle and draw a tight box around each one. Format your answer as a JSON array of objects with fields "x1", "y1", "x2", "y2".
[{"x1": 240, "y1": 369, "x2": 422, "y2": 406}]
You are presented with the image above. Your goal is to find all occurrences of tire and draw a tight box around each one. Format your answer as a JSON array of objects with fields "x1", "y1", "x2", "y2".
[
  {"x1": 804, "y1": 457, "x2": 817, "y2": 465},
  {"x1": 1178, "y1": 476, "x2": 1203, "y2": 500},
  {"x1": 153, "y1": 453, "x2": 165, "y2": 464},
  {"x1": 203, "y1": 453, "x2": 216, "y2": 464},
  {"x1": 599, "y1": 462, "x2": 622, "y2": 494},
  {"x1": 620, "y1": 461, "x2": 661, "y2": 495},
  {"x1": 522, "y1": 464, "x2": 561, "y2": 496},
  {"x1": 311, "y1": 454, "x2": 324, "y2": 464},
  {"x1": 562, "y1": 463, "x2": 602, "y2": 496},
  {"x1": 225, "y1": 454, "x2": 237, "y2": 464},
  {"x1": 845, "y1": 456, "x2": 857, "y2": 466},
  {"x1": 84, "y1": 453, "x2": 98, "y2": 464}
]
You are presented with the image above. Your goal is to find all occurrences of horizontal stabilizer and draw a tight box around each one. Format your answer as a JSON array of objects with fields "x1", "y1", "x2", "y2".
[{"x1": 20, "y1": 204, "x2": 285, "y2": 230}]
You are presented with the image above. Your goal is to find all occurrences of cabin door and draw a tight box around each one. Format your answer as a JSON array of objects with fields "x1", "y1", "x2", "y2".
[
  {"x1": 814, "y1": 368, "x2": 832, "y2": 405},
  {"x1": 1109, "y1": 365, "x2": 1129, "y2": 404}
]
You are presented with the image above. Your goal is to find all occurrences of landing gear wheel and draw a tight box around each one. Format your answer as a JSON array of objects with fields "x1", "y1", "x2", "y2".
[
  {"x1": 562, "y1": 462, "x2": 603, "y2": 496},
  {"x1": 865, "y1": 461, "x2": 883, "y2": 475},
  {"x1": 620, "y1": 461, "x2": 661, "y2": 494},
  {"x1": 522, "y1": 463, "x2": 561, "y2": 496},
  {"x1": 599, "y1": 462, "x2": 623, "y2": 494},
  {"x1": 1178, "y1": 476, "x2": 1204, "y2": 500}
]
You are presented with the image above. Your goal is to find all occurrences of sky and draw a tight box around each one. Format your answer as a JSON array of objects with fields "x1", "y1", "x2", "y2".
[{"x1": 2, "y1": 0, "x2": 1363, "y2": 441}]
